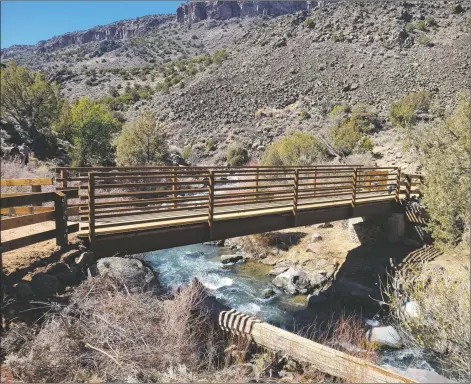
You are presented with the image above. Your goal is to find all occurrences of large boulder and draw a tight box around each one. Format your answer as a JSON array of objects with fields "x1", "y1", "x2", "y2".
[
  {"x1": 272, "y1": 268, "x2": 310, "y2": 295},
  {"x1": 267, "y1": 266, "x2": 290, "y2": 277},
  {"x1": 96, "y1": 257, "x2": 156, "y2": 288},
  {"x1": 220, "y1": 254, "x2": 243, "y2": 264},
  {"x1": 366, "y1": 326, "x2": 402, "y2": 348},
  {"x1": 334, "y1": 277, "x2": 373, "y2": 299}
]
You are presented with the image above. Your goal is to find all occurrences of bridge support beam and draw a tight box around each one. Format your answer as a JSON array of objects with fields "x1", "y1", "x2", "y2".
[{"x1": 387, "y1": 213, "x2": 405, "y2": 243}]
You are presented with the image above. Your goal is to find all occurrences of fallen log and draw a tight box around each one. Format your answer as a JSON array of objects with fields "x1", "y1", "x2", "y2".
[{"x1": 193, "y1": 279, "x2": 415, "y2": 383}]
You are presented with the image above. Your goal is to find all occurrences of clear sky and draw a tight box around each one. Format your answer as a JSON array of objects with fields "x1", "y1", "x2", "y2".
[{"x1": 1, "y1": 1, "x2": 183, "y2": 48}]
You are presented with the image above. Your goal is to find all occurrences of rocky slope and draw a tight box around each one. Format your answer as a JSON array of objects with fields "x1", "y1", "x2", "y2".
[{"x1": 1, "y1": 1, "x2": 469, "y2": 171}]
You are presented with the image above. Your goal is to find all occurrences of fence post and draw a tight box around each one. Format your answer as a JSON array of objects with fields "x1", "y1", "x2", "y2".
[
  {"x1": 255, "y1": 167, "x2": 259, "y2": 201},
  {"x1": 293, "y1": 169, "x2": 299, "y2": 222},
  {"x1": 88, "y1": 172, "x2": 96, "y2": 250},
  {"x1": 351, "y1": 167, "x2": 358, "y2": 209},
  {"x1": 405, "y1": 174, "x2": 412, "y2": 200},
  {"x1": 395, "y1": 168, "x2": 401, "y2": 202},
  {"x1": 54, "y1": 191, "x2": 68, "y2": 247},
  {"x1": 61, "y1": 169, "x2": 68, "y2": 189},
  {"x1": 208, "y1": 170, "x2": 215, "y2": 240},
  {"x1": 172, "y1": 168, "x2": 177, "y2": 208},
  {"x1": 31, "y1": 184, "x2": 41, "y2": 206}
]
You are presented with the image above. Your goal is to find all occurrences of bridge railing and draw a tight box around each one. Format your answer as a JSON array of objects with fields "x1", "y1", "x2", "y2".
[{"x1": 80, "y1": 165, "x2": 404, "y2": 245}]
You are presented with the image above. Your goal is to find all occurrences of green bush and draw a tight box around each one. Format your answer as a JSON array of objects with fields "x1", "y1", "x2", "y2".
[
  {"x1": 261, "y1": 132, "x2": 328, "y2": 166},
  {"x1": 329, "y1": 105, "x2": 375, "y2": 155},
  {"x1": 213, "y1": 49, "x2": 228, "y2": 66},
  {"x1": 299, "y1": 110, "x2": 311, "y2": 120},
  {"x1": 304, "y1": 17, "x2": 315, "y2": 29},
  {"x1": 359, "y1": 136, "x2": 374, "y2": 152},
  {"x1": 226, "y1": 143, "x2": 249, "y2": 166},
  {"x1": 206, "y1": 138, "x2": 215, "y2": 150},
  {"x1": 389, "y1": 91, "x2": 432, "y2": 127},
  {"x1": 417, "y1": 20, "x2": 427, "y2": 31},
  {"x1": 115, "y1": 110, "x2": 168, "y2": 166},
  {"x1": 416, "y1": 34, "x2": 433, "y2": 47},
  {"x1": 328, "y1": 104, "x2": 346, "y2": 118},
  {"x1": 405, "y1": 22, "x2": 416, "y2": 32},
  {"x1": 182, "y1": 145, "x2": 191, "y2": 161},
  {"x1": 418, "y1": 93, "x2": 470, "y2": 248}
]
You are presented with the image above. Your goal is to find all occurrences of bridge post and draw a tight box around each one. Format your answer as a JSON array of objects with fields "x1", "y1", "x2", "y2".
[
  {"x1": 351, "y1": 167, "x2": 358, "y2": 209},
  {"x1": 172, "y1": 168, "x2": 177, "y2": 208},
  {"x1": 292, "y1": 169, "x2": 299, "y2": 225},
  {"x1": 208, "y1": 170, "x2": 215, "y2": 240},
  {"x1": 88, "y1": 172, "x2": 96, "y2": 250},
  {"x1": 395, "y1": 167, "x2": 401, "y2": 202}
]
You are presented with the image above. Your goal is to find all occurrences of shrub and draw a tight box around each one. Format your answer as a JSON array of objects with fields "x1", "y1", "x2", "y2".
[
  {"x1": 328, "y1": 105, "x2": 376, "y2": 156},
  {"x1": 304, "y1": 17, "x2": 315, "y2": 29},
  {"x1": 261, "y1": 132, "x2": 328, "y2": 166},
  {"x1": 182, "y1": 145, "x2": 191, "y2": 161},
  {"x1": 385, "y1": 264, "x2": 469, "y2": 381},
  {"x1": 226, "y1": 143, "x2": 249, "y2": 166},
  {"x1": 417, "y1": 93, "x2": 470, "y2": 247},
  {"x1": 299, "y1": 110, "x2": 311, "y2": 120},
  {"x1": 416, "y1": 34, "x2": 433, "y2": 47},
  {"x1": 328, "y1": 104, "x2": 346, "y2": 118},
  {"x1": 4, "y1": 276, "x2": 224, "y2": 383},
  {"x1": 70, "y1": 97, "x2": 121, "y2": 166},
  {"x1": 206, "y1": 138, "x2": 215, "y2": 150},
  {"x1": 213, "y1": 49, "x2": 228, "y2": 66},
  {"x1": 389, "y1": 90, "x2": 432, "y2": 127},
  {"x1": 405, "y1": 22, "x2": 416, "y2": 32},
  {"x1": 115, "y1": 110, "x2": 168, "y2": 166},
  {"x1": 416, "y1": 20, "x2": 426, "y2": 31},
  {"x1": 359, "y1": 136, "x2": 373, "y2": 152}
]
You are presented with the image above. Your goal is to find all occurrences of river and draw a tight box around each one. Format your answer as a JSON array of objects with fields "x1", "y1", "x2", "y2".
[{"x1": 144, "y1": 243, "x2": 438, "y2": 374}]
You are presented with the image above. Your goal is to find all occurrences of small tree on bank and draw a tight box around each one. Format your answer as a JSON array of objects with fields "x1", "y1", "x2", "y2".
[
  {"x1": 115, "y1": 110, "x2": 168, "y2": 166},
  {"x1": 70, "y1": 97, "x2": 121, "y2": 166}
]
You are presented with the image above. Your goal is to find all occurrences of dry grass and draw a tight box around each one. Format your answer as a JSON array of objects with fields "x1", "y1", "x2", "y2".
[
  {"x1": 4, "y1": 276, "x2": 226, "y2": 383},
  {"x1": 384, "y1": 263, "x2": 470, "y2": 381},
  {"x1": 0, "y1": 159, "x2": 55, "y2": 194},
  {"x1": 238, "y1": 231, "x2": 306, "y2": 259}
]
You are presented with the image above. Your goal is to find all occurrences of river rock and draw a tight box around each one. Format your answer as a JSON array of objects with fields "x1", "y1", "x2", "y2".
[
  {"x1": 47, "y1": 262, "x2": 70, "y2": 275},
  {"x1": 76, "y1": 251, "x2": 96, "y2": 267},
  {"x1": 401, "y1": 300, "x2": 420, "y2": 320},
  {"x1": 366, "y1": 326, "x2": 402, "y2": 348},
  {"x1": 16, "y1": 281, "x2": 34, "y2": 299},
  {"x1": 272, "y1": 268, "x2": 310, "y2": 295},
  {"x1": 315, "y1": 222, "x2": 333, "y2": 229},
  {"x1": 334, "y1": 277, "x2": 373, "y2": 299},
  {"x1": 31, "y1": 273, "x2": 60, "y2": 296},
  {"x1": 96, "y1": 257, "x2": 156, "y2": 287},
  {"x1": 382, "y1": 366, "x2": 454, "y2": 383},
  {"x1": 261, "y1": 288, "x2": 276, "y2": 299},
  {"x1": 307, "y1": 293, "x2": 329, "y2": 306},
  {"x1": 310, "y1": 233, "x2": 323, "y2": 242},
  {"x1": 267, "y1": 266, "x2": 290, "y2": 277},
  {"x1": 220, "y1": 254, "x2": 243, "y2": 264}
]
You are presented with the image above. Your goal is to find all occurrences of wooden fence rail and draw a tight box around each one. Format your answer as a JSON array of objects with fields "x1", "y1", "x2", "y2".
[{"x1": 1, "y1": 190, "x2": 78, "y2": 252}]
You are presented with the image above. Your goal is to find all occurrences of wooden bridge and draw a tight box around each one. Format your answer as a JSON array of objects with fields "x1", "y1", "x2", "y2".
[{"x1": 1, "y1": 165, "x2": 422, "y2": 255}]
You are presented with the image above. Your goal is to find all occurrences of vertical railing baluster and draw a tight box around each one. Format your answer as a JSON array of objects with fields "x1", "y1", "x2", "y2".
[
  {"x1": 293, "y1": 169, "x2": 299, "y2": 220},
  {"x1": 172, "y1": 168, "x2": 177, "y2": 208},
  {"x1": 405, "y1": 174, "x2": 412, "y2": 200},
  {"x1": 312, "y1": 166, "x2": 317, "y2": 198},
  {"x1": 395, "y1": 167, "x2": 401, "y2": 202},
  {"x1": 208, "y1": 170, "x2": 215, "y2": 240},
  {"x1": 255, "y1": 166, "x2": 259, "y2": 201},
  {"x1": 351, "y1": 167, "x2": 358, "y2": 209},
  {"x1": 88, "y1": 172, "x2": 95, "y2": 250}
]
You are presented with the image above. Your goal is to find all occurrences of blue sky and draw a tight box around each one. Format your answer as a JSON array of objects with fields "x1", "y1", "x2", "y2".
[{"x1": 1, "y1": 1, "x2": 183, "y2": 48}]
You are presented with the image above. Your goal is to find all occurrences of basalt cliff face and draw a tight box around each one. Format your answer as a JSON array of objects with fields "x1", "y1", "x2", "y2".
[{"x1": 175, "y1": 1, "x2": 333, "y2": 24}]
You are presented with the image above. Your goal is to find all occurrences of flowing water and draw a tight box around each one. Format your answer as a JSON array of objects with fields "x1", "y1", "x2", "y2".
[{"x1": 144, "y1": 243, "x2": 440, "y2": 375}]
